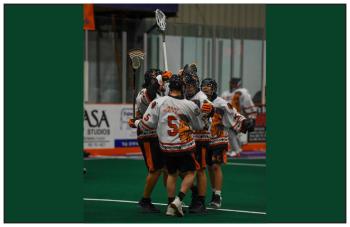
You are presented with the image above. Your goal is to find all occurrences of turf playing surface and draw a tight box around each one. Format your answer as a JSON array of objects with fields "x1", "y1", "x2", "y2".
[{"x1": 84, "y1": 157, "x2": 266, "y2": 223}]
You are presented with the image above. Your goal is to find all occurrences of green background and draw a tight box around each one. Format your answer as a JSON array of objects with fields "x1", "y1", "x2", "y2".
[
  {"x1": 266, "y1": 5, "x2": 346, "y2": 222},
  {"x1": 5, "y1": 5, "x2": 84, "y2": 222},
  {"x1": 4, "y1": 4, "x2": 346, "y2": 223}
]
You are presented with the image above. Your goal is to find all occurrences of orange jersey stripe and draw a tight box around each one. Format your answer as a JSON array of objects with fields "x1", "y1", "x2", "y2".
[
  {"x1": 144, "y1": 142, "x2": 154, "y2": 172},
  {"x1": 201, "y1": 146, "x2": 207, "y2": 168},
  {"x1": 223, "y1": 151, "x2": 228, "y2": 164}
]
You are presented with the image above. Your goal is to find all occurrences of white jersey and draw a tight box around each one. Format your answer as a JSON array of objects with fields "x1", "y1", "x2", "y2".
[
  {"x1": 136, "y1": 88, "x2": 161, "y2": 117},
  {"x1": 139, "y1": 95, "x2": 202, "y2": 154},
  {"x1": 221, "y1": 90, "x2": 234, "y2": 103},
  {"x1": 135, "y1": 88, "x2": 161, "y2": 139},
  {"x1": 210, "y1": 96, "x2": 246, "y2": 147},
  {"x1": 163, "y1": 82, "x2": 170, "y2": 96},
  {"x1": 232, "y1": 88, "x2": 257, "y2": 119},
  {"x1": 188, "y1": 91, "x2": 212, "y2": 142}
]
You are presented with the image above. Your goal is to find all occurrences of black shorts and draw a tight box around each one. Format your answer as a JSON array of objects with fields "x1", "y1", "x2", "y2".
[
  {"x1": 164, "y1": 151, "x2": 199, "y2": 175},
  {"x1": 138, "y1": 137, "x2": 164, "y2": 172},
  {"x1": 194, "y1": 141, "x2": 210, "y2": 169},
  {"x1": 206, "y1": 143, "x2": 228, "y2": 166}
]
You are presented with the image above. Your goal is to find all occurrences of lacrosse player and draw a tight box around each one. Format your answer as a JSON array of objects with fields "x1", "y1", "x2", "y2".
[
  {"x1": 182, "y1": 64, "x2": 214, "y2": 214},
  {"x1": 201, "y1": 78, "x2": 255, "y2": 208},
  {"x1": 228, "y1": 79, "x2": 257, "y2": 157},
  {"x1": 128, "y1": 69, "x2": 166, "y2": 213},
  {"x1": 133, "y1": 74, "x2": 203, "y2": 217}
]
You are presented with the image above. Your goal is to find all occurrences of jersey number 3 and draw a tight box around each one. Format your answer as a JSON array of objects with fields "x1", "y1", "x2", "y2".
[{"x1": 167, "y1": 115, "x2": 178, "y2": 136}]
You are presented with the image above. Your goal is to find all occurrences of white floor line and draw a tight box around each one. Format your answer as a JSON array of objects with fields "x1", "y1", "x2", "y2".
[
  {"x1": 85, "y1": 157, "x2": 266, "y2": 167},
  {"x1": 84, "y1": 156, "x2": 143, "y2": 160},
  {"x1": 83, "y1": 197, "x2": 266, "y2": 215},
  {"x1": 226, "y1": 162, "x2": 266, "y2": 167}
]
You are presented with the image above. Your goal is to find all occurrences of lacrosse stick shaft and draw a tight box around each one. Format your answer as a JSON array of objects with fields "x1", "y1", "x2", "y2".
[
  {"x1": 162, "y1": 34, "x2": 168, "y2": 71},
  {"x1": 133, "y1": 70, "x2": 136, "y2": 119}
]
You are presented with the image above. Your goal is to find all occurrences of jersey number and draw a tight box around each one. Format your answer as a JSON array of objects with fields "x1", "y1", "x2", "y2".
[{"x1": 167, "y1": 115, "x2": 178, "y2": 136}]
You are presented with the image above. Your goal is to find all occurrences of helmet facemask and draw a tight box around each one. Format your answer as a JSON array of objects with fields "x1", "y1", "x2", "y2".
[
  {"x1": 201, "y1": 78, "x2": 217, "y2": 99},
  {"x1": 201, "y1": 84, "x2": 215, "y2": 97},
  {"x1": 184, "y1": 74, "x2": 199, "y2": 99}
]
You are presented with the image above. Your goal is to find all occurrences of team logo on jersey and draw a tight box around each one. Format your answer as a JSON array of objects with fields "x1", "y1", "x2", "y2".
[
  {"x1": 143, "y1": 113, "x2": 150, "y2": 121},
  {"x1": 210, "y1": 113, "x2": 224, "y2": 137},
  {"x1": 178, "y1": 114, "x2": 193, "y2": 143},
  {"x1": 151, "y1": 101, "x2": 157, "y2": 109},
  {"x1": 232, "y1": 92, "x2": 241, "y2": 113}
]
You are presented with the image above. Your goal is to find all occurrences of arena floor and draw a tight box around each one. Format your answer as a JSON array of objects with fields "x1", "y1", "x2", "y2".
[{"x1": 83, "y1": 156, "x2": 266, "y2": 223}]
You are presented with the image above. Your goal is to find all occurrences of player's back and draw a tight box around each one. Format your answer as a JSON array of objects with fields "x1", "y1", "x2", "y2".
[
  {"x1": 232, "y1": 88, "x2": 257, "y2": 119},
  {"x1": 156, "y1": 95, "x2": 201, "y2": 154}
]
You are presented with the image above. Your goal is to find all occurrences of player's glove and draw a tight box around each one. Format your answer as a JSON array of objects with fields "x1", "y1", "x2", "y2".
[
  {"x1": 241, "y1": 118, "x2": 255, "y2": 133},
  {"x1": 162, "y1": 70, "x2": 172, "y2": 81},
  {"x1": 201, "y1": 101, "x2": 214, "y2": 114},
  {"x1": 128, "y1": 119, "x2": 140, "y2": 128},
  {"x1": 128, "y1": 119, "x2": 136, "y2": 128}
]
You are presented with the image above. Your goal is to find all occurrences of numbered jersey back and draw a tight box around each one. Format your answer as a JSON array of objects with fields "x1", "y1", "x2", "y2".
[{"x1": 142, "y1": 95, "x2": 201, "y2": 153}]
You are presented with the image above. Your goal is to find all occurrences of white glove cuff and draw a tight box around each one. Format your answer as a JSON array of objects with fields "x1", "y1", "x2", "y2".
[{"x1": 134, "y1": 119, "x2": 141, "y2": 128}]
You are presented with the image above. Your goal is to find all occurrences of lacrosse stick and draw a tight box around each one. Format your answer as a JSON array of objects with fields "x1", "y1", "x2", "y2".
[
  {"x1": 155, "y1": 9, "x2": 168, "y2": 71},
  {"x1": 128, "y1": 49, "x2": 145, "y2": 119}
]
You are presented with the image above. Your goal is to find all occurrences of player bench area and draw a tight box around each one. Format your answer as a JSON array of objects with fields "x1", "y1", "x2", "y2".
[{"x1": 83, "y1": 157, "x2": 266, "y2": 223}]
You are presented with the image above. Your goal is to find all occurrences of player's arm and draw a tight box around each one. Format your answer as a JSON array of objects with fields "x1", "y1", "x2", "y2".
[
  {"x1": 155, "y1": 70, "x2": 172, "y2": 96},
  {"x1": 224, "y1": 102, "x2": 244, "y2": 130},
  {"x1": 197, "y1": 95, "x2": 215, "y2": 116},
  {"x1": 201, "y1": 100, "x2": 214, "y2": 116},
  {"x1": 129, "y1": 100, "x2": 159, "y2": 130},
  {"x1": 138, "y1": 100, "x2": 159, "y2": 130},
  {"x1": 232, "y1": 111, "x2": 255, "y2": 133},
  {"x1": 187, "y1": 101, "x2": 203, "y2": 131},
  {"x1": 135, "y1": 92, "x2": 144, "y2": 120},
  {"x1": 225, "y1": 102, "x2": 254, "y2": 133},
  {"x1": 241, "y1": 93, "x2": 258, "y2": 119}
]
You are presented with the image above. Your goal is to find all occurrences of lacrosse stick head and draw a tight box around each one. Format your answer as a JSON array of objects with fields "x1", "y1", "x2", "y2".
[
  {"x1": 131, "y1": 57, "x2": 140, "y2": 70},
  {"x1": 128, "y1": 49, "x2": 145, "y2": 70},
  {"x1": 155, "y1": 9, "x2": 166, "y2": 31}
]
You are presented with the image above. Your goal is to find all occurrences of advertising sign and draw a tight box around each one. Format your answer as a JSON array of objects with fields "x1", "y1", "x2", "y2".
[{"x1": 84, "y1": 104, "x2": 140, "y2": 155}]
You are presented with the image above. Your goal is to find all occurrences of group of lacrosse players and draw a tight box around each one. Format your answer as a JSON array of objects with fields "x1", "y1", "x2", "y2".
[{"x1": 128, "y1": 64, "x2": 255, "y2": 217}]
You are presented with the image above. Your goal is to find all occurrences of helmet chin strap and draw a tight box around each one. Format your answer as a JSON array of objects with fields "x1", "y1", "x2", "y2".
[
  {"x1": 205, "y1": 92, "x2": 217, "y2": 102},
  {"x1": 185, "y1": 93, "x2": 194, "y2": 100},
  {"x1": 211, "y1": 92, "x2": 218, "y2": 101}
]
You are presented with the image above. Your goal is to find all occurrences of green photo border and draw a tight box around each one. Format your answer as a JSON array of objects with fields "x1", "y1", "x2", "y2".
[{"x1": 4, "y1": 4, "x2": 346, "y2": 223}]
